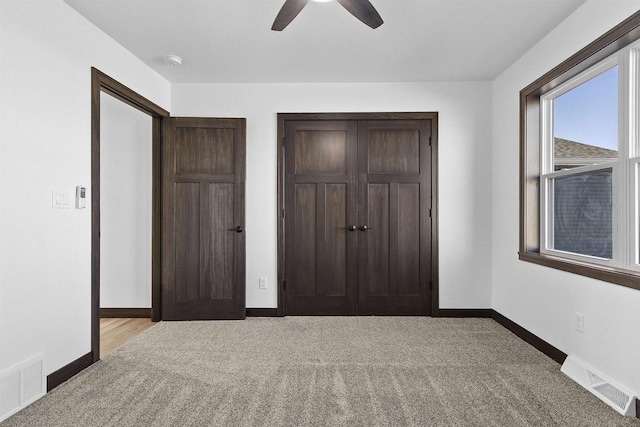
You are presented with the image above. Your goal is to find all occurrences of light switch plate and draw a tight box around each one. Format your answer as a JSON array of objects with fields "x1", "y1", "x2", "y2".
[{"x1": 52, "y1": 189, "x2": 71, "y2": 209}]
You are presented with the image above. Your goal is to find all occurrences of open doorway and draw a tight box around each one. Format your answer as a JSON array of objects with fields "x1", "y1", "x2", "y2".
[
  {"x1": 91, "y1": 68, "x2": 169, "y2": 362},
  {"x1": 99, "y1": 92, "x2": 154, "y2": 357}
]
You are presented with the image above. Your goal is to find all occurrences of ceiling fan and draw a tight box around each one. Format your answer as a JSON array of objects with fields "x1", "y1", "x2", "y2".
[{"x1": 272, "y1": 0, "x2": 384, "y2": 31}]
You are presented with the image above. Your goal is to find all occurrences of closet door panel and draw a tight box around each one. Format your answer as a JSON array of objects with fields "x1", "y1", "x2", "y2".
[
  {"x1": 284, "y1": 121, "x2": 358, "y2": 315},
  {"x1": 358, "y1": 119, "x2": 432, "y2": 315}
]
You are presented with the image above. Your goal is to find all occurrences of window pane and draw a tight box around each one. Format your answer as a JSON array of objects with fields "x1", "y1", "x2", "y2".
[
  {"x1": 552, "y1": 169, "x2": 612, "y2": 259},
  {"x1": 553, "y1": 67, "x2": 618, "y2": 171}
]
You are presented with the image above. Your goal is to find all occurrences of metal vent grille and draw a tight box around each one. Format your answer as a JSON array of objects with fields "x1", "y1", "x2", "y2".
[
  {"x1": 586, "y1": 370, "x2": 631, "y2": 411},
  {"x1": 593, "y1": 382, "x2": 630, "y2": 411},
  {"x1": 562, "y1": 355, "x2": 636, "y2": 417},
  {"x1": 0, "y1": 354, "x2": 46, "y2": 422},
  {"x1": 586, "y1": 370, "x2": 605, "y2": 386}
]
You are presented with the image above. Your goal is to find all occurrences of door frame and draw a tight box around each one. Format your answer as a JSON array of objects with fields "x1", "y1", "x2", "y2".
[
  {"x1": 276, "y1": 112, "x2": 440, "y2": 317},
  {"x1": 91, "y1": 68, "x2": 169, "y2": 362}
]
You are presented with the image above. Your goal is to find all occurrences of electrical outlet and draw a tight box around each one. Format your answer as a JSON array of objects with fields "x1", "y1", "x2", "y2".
[
  {"x1": 259, "y1": 277, "x2": 267, "y2": 289},
  {"x1": 575, "y1": 312, "x2": 584, "y2": 333}
]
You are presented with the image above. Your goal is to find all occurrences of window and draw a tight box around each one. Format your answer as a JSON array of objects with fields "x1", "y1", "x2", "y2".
[{"x1": 520, "y1": 11, "x2": 640, "y2": 290}]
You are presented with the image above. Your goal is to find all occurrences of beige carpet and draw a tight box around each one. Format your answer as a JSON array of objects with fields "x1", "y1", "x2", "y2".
[{"x1": 3, "y1": 317, "x2": 638, "y2": 426}]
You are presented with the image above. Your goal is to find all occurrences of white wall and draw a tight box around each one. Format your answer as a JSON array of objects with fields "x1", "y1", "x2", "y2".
[
  {"x1": 172, "y1": 82, "x2": 494, "y2": 309},
  {"x1": 7, "y1": 0, "x2": 636, "y2": 407},
  {"x1": 0, "y1": 0, "x2": 169, "y2": 375},
  {"x1": 492, "y1": 0, "x2": 640, "y2": 394},
  {"x1": 100, "y1": 93, "x2": 152, "y2": 308}
]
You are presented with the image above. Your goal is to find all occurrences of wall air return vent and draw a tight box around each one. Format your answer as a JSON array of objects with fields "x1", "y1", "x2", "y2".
[{"x1": 0, "y1": 354, "x2": 46, "y2": 422}]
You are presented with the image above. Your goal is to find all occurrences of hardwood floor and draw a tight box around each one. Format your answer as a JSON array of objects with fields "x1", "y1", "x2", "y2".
[{"x1": 100, "y1": 318, "x2": 155, "y2": 357}]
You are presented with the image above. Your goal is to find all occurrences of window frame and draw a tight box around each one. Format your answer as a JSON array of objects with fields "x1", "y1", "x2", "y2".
[
  {"x1": 630, "y1": 44, "x2": 640, "y2": 266},
  {"x1": 540, "y1": 56, "x2": 621, "y2": 267},
  {"x1": 519, "y1": 10, "x2": 640, "y2": 291}
]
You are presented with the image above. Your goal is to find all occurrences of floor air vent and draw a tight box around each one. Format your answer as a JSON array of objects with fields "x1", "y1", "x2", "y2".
[{"x1": 561, "y1": 355, "x2": 636, "y2": 417}]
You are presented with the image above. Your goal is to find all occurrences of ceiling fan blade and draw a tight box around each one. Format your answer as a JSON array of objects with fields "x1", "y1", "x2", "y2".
[
  {"x1": 272, "y1": 0, "x2": 310, "y2": 31},
  {"x1": 336, "y1": 0, "x2": 383, "y2": 29}
]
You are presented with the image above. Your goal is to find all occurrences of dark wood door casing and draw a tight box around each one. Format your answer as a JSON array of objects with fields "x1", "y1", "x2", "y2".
[
  {"x1": 91, "y1": 68, "x2": 169, "y2": 363},
  {"x1": 162, "y1": 117, "x2": 246, "y2": 320},
  {"x1": 278, "y1": 113, "x2": 438, "y2": 317}
]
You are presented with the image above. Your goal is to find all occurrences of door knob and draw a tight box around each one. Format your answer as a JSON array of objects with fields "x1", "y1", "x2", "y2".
[
  {"x1": 346, "y1": 225, "x2": 357, "y2": 231},
  {"x1": 234, "y1": 226, "x2": 244, "y2": 233},
  {"x1": 359, "y1": 225, "x2": 373, "y2": 231}
]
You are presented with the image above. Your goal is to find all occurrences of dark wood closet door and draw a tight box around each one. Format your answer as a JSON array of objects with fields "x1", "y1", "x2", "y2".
[
  {"x1": 284, "y1": 121, "x2": 358, "y2": 315},
  {"x1": 162, "y1": 118, "x2": 246, "y2": 320},
  {"x1": 357, "y1": 120, "x2": 432, "y2": 315}
]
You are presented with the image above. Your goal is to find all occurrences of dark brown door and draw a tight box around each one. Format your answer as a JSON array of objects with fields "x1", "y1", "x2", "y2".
[
  {"x1": 284, "y1": 121, "x2": 358, "y2": 315},
  {"x1": 162, "y1": 118, "x2": 246, "y2": 320},
  {"x1": 283, "y1": 116, "x2": 433, "y2": 316},
  {"x1": 357, "y1": 120, "x2": 432, "y2": 315}
]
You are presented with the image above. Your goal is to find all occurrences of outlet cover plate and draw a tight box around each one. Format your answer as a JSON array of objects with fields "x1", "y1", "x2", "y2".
[{"x1": 575, "y1": 312, "x2": 584, "y2": 333}]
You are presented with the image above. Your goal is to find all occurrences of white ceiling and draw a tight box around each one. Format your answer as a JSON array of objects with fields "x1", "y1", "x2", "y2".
[{"x1": 63, "y1": 0, "x2": 586, "y2": 83}]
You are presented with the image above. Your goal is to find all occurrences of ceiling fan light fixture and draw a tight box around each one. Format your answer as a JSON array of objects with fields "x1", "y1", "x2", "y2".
[
  {"x1": 272, "y1": 0, "x2": 383, "y2": 31},
  {"x1": 164, "y1": 54, "x2": 183, "y2": 67}
]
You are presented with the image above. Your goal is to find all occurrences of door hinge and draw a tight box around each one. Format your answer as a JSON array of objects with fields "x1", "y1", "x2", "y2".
[
  {"x1": 429, "y1": 280, "x2": 433, "y2": 290},
  {"x1": 429, "y1": 208, "x2": 432, "y2": 218},
  {"x1": 282, "y1": 136, "x2": 286, "y2": 147},
  {"x1": 428, "y1": 136, "x2": 432, "y2": 146},
  {"x1": 282, "y1": 280, "x2": 287, "y2": 290},
  {"x1": 282, "y1": 208, "x2": 285, "y2": 219}
]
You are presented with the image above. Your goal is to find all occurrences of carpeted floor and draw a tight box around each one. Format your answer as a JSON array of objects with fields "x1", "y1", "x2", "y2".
[{"x1": 3, "y1": 317, "x2": 638, "y2": 426}]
